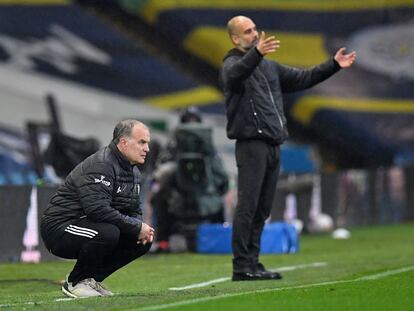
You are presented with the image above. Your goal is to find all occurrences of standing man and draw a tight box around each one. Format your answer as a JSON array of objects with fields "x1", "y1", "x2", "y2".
[
  {"x1": 41, "y1": 120, "x2": 155, "y2": 297},
  {"x1": 220, "y1": 16, "x2": 356, "y2": 281}
]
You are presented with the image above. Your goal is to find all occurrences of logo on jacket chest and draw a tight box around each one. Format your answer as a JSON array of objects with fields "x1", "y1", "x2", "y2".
[{"x1": 115, "y1": 184, "x2": 131, "y2": 194}]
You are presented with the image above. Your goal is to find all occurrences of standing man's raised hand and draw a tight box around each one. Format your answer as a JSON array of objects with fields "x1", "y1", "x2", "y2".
[
  {"x1": 335, "y1": 47, "x2": 357, "y2": 68},
  {"x1": 256, "y1": 31, "x2": 280, "y2": 56}
]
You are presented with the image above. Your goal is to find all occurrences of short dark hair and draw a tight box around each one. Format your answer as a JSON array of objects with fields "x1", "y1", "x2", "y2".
[{"x1": 112, "y1": 119, "x2": 141, "y2": 144}]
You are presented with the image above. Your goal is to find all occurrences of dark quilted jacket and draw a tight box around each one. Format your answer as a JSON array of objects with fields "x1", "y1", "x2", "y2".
[
  {"x1": 41, "y1": 141, "x2": 143, "y2": 242},
  {"x1": 220, "y1": 47, "x2": 341, "y2": 145}
]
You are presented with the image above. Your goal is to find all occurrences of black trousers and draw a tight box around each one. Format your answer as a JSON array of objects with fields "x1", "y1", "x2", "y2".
[
  {"x1": 232, "y1": 140, "x2": 280, "y2": 273},
  {"x1": 43, "y1": 218, "x2": 151, "y2": 285}
]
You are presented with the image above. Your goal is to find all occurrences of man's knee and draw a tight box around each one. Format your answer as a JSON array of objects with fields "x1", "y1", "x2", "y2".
[
  {"x1": 96, "y1": 224, "x2": 121, "y2": 248},
  {"x1": 135, "y1": 242, "x2": 152, "y2": 257},
  {"x1": 143, "y1": 242, "x2": 152, "y2": 253}
]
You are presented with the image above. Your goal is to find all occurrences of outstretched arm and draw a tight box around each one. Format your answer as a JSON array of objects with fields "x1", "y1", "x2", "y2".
[
  {"x1": 279, "y1": 47, "x2": 356, "y2": 92},
  {"x1": 334, "y1": 47, "x2": 357, "y2": 68}
]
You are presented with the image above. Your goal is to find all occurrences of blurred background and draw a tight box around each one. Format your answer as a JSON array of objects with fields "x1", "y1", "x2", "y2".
[{"x1": 0, "y1": 0, "x2": 413, "y2": 261}]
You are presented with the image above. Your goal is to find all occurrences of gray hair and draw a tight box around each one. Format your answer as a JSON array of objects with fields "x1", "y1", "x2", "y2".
[
  {"x1": 112, "y1": 119, "x2": 147, "y2": 144},
  {"x1": 227, "y1": 20, "x2": 235, "y2": 37}
]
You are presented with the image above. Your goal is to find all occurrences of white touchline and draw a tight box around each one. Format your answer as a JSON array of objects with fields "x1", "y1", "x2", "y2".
[
  {"x1": 169, "y1": 277, "x2": 230, "y2": 291},
  {"x1": 141, "y1": 265, "x2": 414, "y2": 311},
  {"x1": 55, "y1": 298, "x2": 75, "y2": 302},
  {"x1": 168, "y1": 262, "x2": 327, "y2": 291},
  {"x1": 1, "y1": 265, "x2": 412, "y2": 309},
  {"x1": 0, "y1": 297, "x2": 77, "y2": 308},
  {"x1": 355, "y1": 266, "x2": 414, "y2": 281}
]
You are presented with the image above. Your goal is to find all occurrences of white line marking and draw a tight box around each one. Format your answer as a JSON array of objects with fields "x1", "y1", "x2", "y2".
[
  {"x1": 0, "y1": 297, "x2": 78, "y2": 308},
  {"x1": 142, "y1": 265, "x2": 414, "y2": 311},
  {"x1": 0, "y1": 302, "x2": 34, "y2": 308},
  {"x1": 1, "y1": 265, "x2": 412, "y2": 309},
  {"x1": 276, "y1": 261, "x2": 327, "y2": 272},
  {"x1": 55, "y1": 298, "x2": 74, "y2": 302},
  {"x1": 355, "y1": 266, "x2": 414, "y2": 281},
  {"x1": 169, "y1": 277, "x2": 230, "y2": 291},
  {"x1": 168, "y1": 262, "x2": 327, "y2": 291}
]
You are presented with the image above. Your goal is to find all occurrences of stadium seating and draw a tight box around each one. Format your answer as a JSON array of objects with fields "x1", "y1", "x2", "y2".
[
  {"x1": 114, "y1": 0, "x2": 414, "y2": 166},
  {"x1": 0, "y1": 128, "x2": 37, "y2": 185}
]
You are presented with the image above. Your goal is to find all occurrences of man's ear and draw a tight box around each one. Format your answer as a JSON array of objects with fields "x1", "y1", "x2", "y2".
[
  {"x1": 119, "y1": 137, "x2": 128, "y2": 147},
  {"x1": 231, "y1": 34, "x2": 239, "y2": 46}
]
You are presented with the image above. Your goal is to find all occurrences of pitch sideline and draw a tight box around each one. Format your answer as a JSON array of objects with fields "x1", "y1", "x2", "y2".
[
  {"x1": 140, "y1": 265, "x2": 414, "y2": 311},
  {"x1": 1, "y1": 265, "x2": 412, "y2": 309},
  {"x1": 168, "y1": 262, "x2": 327, "y2": 291}
]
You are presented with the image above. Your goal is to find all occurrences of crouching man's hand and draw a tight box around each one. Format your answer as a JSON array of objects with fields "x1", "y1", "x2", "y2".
[{"x1": 137, "y1": 223, "x2": 155, "y2": 245}]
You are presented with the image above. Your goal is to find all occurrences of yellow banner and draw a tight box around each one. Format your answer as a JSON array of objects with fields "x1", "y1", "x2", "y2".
[
  {"x1": 185, "y1": 26, "x2": 328, "y2": 68},
  {"x1": 292, "y1": 96, "x2": 414, "y2": 125},
  {"x1": 143, "y1": 86, "x2": 223, "y2": 109},
  {"x1": 139, "y1": 0, "x2": 414, "y2": 23}
]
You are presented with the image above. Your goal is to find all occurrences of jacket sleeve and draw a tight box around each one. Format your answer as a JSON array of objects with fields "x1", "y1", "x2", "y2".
[
  {"x1": 221, "y1": 48, "x2": 263, "y2": 91},
  {"x1": 277, "y1": 57, "x2": 341, "y2": 93},
  {"x1": 77, "y1": 161, "x2": 142, "y2": 237}
]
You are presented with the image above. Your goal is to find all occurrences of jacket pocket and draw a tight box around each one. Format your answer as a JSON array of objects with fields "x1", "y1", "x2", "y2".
[{"x1": 250, "y1": 99, "x2": 263, "y2": 134}]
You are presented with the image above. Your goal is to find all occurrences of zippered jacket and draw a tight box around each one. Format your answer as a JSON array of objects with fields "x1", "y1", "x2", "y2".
[
  {"x1": 220, "y1": 47, "x2": 341, "y2": 145},
  {"x1": 41, "y1": 142, "x2": 143, "y2": 243}
]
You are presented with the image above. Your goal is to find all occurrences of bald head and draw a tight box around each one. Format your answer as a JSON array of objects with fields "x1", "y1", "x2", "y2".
[
  {"x1": 226, "y1": 16, "x2": 258, "y2": 51},
  {"x1": 227, "y1": 16, "x2": 252, "y2": 36}
]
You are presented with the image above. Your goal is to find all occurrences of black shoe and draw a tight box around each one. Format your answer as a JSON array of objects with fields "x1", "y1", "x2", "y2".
[
  {"x1": 232, "y1": 271, "x2": 282, "y2": 281},
  {"x1": 255, "y1": 263, "x2": 283, "y2": 280},
  {"x1": 232, "y1": 271, "x2": 264, "y2": 281},
  {"x1": 257, "y1": 270, "x2": 283, "y2": 279}
]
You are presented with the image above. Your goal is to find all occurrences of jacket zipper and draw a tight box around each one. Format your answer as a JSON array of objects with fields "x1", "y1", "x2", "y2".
[
  {"x1": 132, "y1": 167, "x2": 141, "y2": 209},
  {"x1": 250, "y1": 99, "x2": 263, "y2": 134},
  {"x1": 258, "y1": 69, "x2": 284, "y2": 129}
]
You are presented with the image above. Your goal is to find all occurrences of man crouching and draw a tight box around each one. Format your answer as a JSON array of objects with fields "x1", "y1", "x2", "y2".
[{"x1": 41, "y1": 120, "x2": 154, "y2": 298}]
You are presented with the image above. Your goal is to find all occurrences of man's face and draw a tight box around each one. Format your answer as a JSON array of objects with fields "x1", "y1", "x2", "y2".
[
  {"x1": 121, "y1": 125, "x2": 150, "y2": 165},
  {"x1": 232, "y1": 18, "x2": 259, "y2": 51}
]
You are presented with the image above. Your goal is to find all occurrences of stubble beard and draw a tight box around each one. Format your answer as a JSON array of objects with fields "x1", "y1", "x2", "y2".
[{"x1": 241, "y1": 38, "x2": 258, "y2": 51}]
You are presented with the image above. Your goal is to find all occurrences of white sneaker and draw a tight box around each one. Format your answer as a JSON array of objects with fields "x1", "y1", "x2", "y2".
[
  {"x1": 90, "y1": 279, "x2": 114, "y2": 296},
  {"x1": 62, "y1": 277, "x2": 102, "y2": 298}
]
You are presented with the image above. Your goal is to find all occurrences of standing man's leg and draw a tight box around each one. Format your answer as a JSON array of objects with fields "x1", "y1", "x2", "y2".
[
  {"x1": 249, "y1": 145, "x2": 282, "y2": 279},
  {"x1": 232, "y1": 140, "x2": 268, "y2": 275}
]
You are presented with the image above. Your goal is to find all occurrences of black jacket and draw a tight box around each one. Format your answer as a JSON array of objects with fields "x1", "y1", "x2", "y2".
[
  {"x1": 220, "y1": 47, "x2": 341, "y2": 145},
  {"x1": 41, "y1": 141, "x2": 143, "y2": 242}
]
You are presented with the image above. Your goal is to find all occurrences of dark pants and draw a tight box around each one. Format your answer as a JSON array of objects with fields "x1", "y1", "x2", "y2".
[
  {"x1": 232, "y1": 140, "x2": 280, "y2": 273},
  {"x1": 43, "y1": 218, "x2": 151, "y2": 285}
]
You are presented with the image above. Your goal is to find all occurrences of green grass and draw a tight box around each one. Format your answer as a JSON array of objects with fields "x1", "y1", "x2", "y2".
[{"x1": 1, "y1": 224, "x2": 413, "y2": 310}]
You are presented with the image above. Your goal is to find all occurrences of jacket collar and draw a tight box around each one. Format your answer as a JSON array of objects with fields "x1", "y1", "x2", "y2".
[
  {"x1": 109, "y1": 141, "x2": 134, "y2": 170},
  {"x1": 223, "y1": 48, "x2": 245, "y2": 60}
]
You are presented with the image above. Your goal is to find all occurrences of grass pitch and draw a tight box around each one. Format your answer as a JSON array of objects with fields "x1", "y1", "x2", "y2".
[{"x1": 0, "y1": 224, "x2": 413, "y2": 310}]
